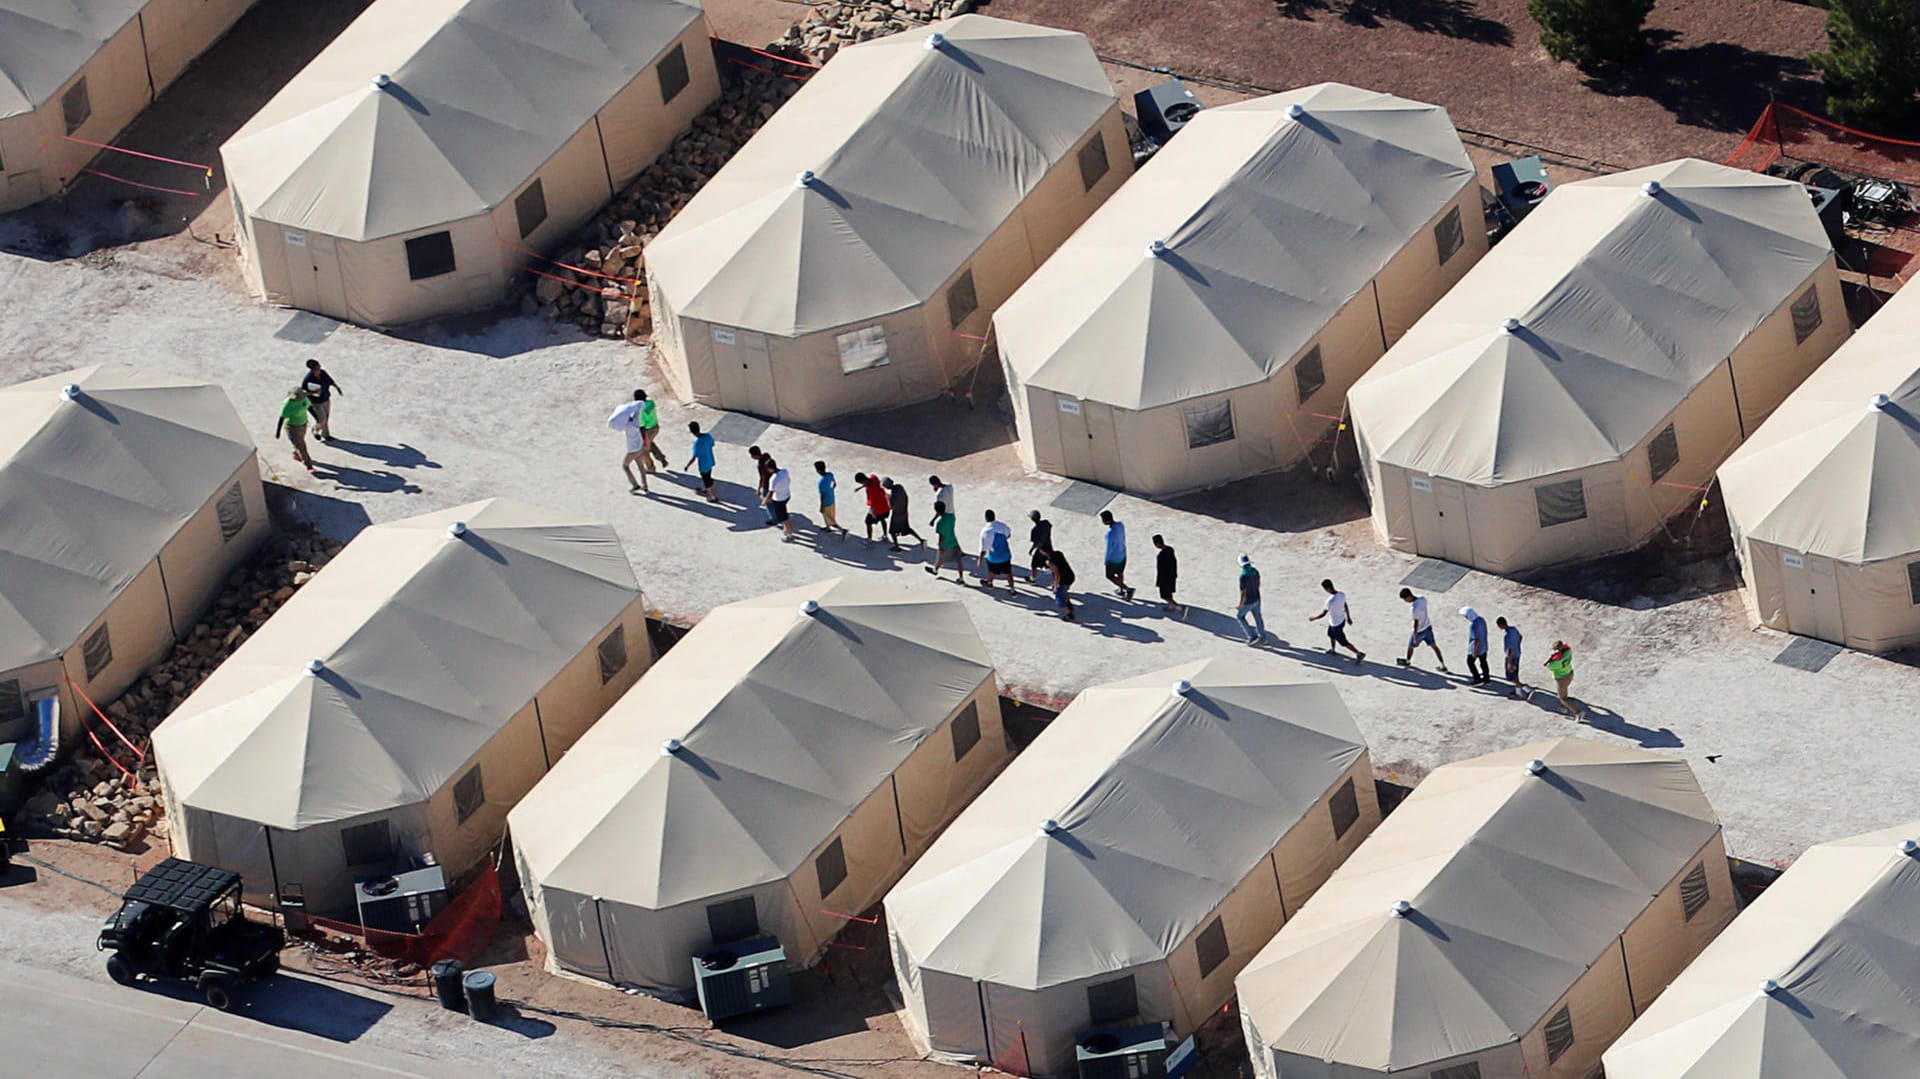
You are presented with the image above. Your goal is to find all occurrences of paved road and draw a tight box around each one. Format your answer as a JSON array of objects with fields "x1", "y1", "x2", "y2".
[{"x1": 0, "y1": 960, "x2": 459, "y2": 1078}]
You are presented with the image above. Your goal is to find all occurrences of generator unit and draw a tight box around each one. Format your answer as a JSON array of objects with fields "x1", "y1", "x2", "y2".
[
  {"x1": 353, "y1": 864, "x2": 447, "y2": 934},
  {"x1": 693, "y1": 936, "x2": 791, "y2": 1022},
  {"x1": 1075, "y1": 1023, "x2": 1170, "y2": 1079}
]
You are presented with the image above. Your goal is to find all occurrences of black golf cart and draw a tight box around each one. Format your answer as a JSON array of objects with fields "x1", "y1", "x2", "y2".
[{"x1": 98, "y1": 858, "x2": 285, "y2": 1009}]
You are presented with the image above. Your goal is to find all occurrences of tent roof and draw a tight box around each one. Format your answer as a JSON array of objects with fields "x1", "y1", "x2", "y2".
[
  {"x1": 1718, "y1": 281, "x2": 1920, "y2": 564},
  {"x1": 0, "y1": 364, "x2": 256, "y2": 673},
  {"x1": 1349, "y1": 159, "x2": 1833, "y2": 485},
  {"x1": 0, "y1": 0, "x2": 143, "y2": 118},
  {"x1": 643, "y1": 14, "x2": 1116, "y2": 337},
  {"x1": 1603, "y1": 820, "x2": 1920, "y2": 1079},
  {"x1": 887, "y1": 658, "x2": 1366, "y2": 991},
  {"x1": 221, "y1": 0, "x2": 703, "y2": 242},
  {"x1": 1237, "y1": 737, "x2": 1721, "y2": 1072},
  {"x1": 507, "y1": 577, "x2": 995, "y2": 908},
  {"x1": 150, "y1": 499, "x2": 642, "y2": 830},
  {"x1": 997, "y1": 84, "x2": 1473, "y2": 410}
]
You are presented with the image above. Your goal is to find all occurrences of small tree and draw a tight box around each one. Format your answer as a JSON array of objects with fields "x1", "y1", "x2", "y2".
[
  {"x1": 1812, "y1": 0, "x2": 1920, "y2": 132},
  {"x1": 1527, "y1": 0, "x2": 1656, "y2": 72}
]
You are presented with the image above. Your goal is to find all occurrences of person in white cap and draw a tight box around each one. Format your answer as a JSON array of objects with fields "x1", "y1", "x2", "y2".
[
  {"x1": 1462, "y1": 606, "x2": 1491, "y2": 685},
  {"x1": 1235, "y1": 554, "x2": 1265, "y2": 645}
]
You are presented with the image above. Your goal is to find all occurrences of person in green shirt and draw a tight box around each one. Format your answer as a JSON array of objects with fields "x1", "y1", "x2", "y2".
[
  {"x1": 273, "y1": 387, "x2": 316, "y2": 473},
  {"x1": 1543, "y1": 640, "x2": 1583, "y2": 720},
  {"x1": 924, "y1": 500, "x2": 964, "y2": 583},
  {"x1": 635, "y1": 389, "x2": 669, "y2": 470}
]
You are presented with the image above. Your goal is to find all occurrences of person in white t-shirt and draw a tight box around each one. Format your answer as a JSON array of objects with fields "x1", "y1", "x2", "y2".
[
  {"x1": 763, "y1": 457, "x2": 794, "y2": 541},
  {"x1": 1397, "y1": 588, "x2": 1448, "y2": 672},
  {"x1": 606, "y1": 398, "x2": 649, "y2": 494},
  {"x1": 1307, "y1": 578, "x2": 1365, "y2": 665}
]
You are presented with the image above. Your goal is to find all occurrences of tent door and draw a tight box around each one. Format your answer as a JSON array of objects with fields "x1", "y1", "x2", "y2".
[
  {"x1": 1081, "y1": 402, "x2": 1124, "y2": 487},
  {"x1": 1411, "y1": 475, "x2": 1472, "y2": 564},
  {"x1": 282, "y1": 230, "x2": 345, "y2": 319},
  {"x1": 1780, "y1": 551, "x2": 1816, "y2": 638},
  {"x1": 711, "y1": 327, "x2": 777, "y2": 418},
  {"x1": 1055, "y1": 397, "x2": 1094, "y2": 479},
  {"x1": 1806, "y1": 554, "x2": 1846, "y2": 643}
]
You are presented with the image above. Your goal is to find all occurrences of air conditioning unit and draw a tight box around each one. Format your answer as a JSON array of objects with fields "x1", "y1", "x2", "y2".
[
  {"x1": 353, "y1": 864, "x2": 447, "y2": 934},
  {"x1": 1133, "y1": 78, "x2": 1204, "y2": 145},
  {"x1": 693, "y1": 936, "x2": 791, "y2": 1022},
  {"x1": 1076, "y1": 1023, "x2": 1169, "y2": 1079}
]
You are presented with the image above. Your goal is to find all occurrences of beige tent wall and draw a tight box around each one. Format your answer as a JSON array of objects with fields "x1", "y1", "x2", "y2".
[
  {"x1": 154, "y1": 461, "x2": 270, "y2": 638},
  {"x1": 892, "y1": 683, "x2": 1010, "y2": 854},
  {"x1": 492, "y1": 119, "x2": 619, "y2": 263},
  {"x1": 1373, "y1": 185, "x2": 1489, "y2": 346},
  {"x1": 596, "y1": 19, "x2": 720, "y2": 189},
  {"x1": 1725, "y1": 261, "x2": 1847, "y2": 435},
  {"x1": 333, "y1": 214, "x2": 501, "y2": 327},
  {"x1": 1260, "y1": 1039, "x2": 1528, "y2": 1079},
  {"x1": 240, "y1": 217, "x2": 291, "y2": 309},
  {"x1": 1273, "y1": 754, "x2": 1382, "y2": 913},
  {"x1": 983, "y1": 963, "x2": 1179, "y2": 1077},
  {"x1": 524, "y1": 603, "x2": 654, "y2": 759},
  {"x1": 1619, "y1": 831, "x2": 1736, "y2": 1013},
  {"x1": 1017, "y1": 106, "x2": 1130, "y2": 258},
  {"x1": 60, "y1": 562, "x2": 173, "y2": 740},
  {"x1": 419, "y1": 701, "x2": 550, "y2": 892},
  {"x1": 1738, "y1": 535, "x2": 1788, "y2": 633},
  {"x1": 140, "y1": 0, "x2": 257, "y2": 93},
  {"x1": 1516, "y1": 938, "x2": 1633, "y2": 1079},
  {"x1": 771, "y1": 309, "x2": 934, "y2": 423},
  {"x1": 0, "y1": 21, "x2": 148, "y2": 212},
  {"x1": 1738, "y1": 513, "x2": 1920, "y2": 654}
]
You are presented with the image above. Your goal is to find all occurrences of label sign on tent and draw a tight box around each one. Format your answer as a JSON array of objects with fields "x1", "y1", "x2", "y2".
[
  {"x1": 1782, "y1": 552, "x2": 1806, "y2": 569},
  {"x1": 711, "y1": 328, "x2": 736, "y2": 346},
  {"x1": 1410, "y1": 476, "x2": 1434, "y2": 493},
  {"x1": 285, "y1": 232, "x2": 307, "y2": 247},
  {"x1": 1058, "y1": 399, "x2": 1083, "y2": 415}
]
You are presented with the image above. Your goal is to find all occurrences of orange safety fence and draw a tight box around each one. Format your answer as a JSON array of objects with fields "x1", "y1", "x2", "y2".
[
  {"x1": 305, "y1": 861, "x2": 503, "y2": 967},
  {"x1": 62, "y1": 671, "x2": 146, "y2": 785},
  {"x1": 1726, "y1": 102, "x2": 1920, "y2": 189}
]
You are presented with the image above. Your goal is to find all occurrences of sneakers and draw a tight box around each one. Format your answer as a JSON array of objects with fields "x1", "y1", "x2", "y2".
[
  {"x1": 1396, "y1": 658, "x2": 1410, "y2": 668},
  {"x1": 1325, "y1": 645, "x2": 1338, "y2": 655},
  {"x1": 1438, "y1": 663, "x2": 1450, "y2": 673},
  {"x1": 1353, "y1": 651, "x2": 1366, "y2": 665}
]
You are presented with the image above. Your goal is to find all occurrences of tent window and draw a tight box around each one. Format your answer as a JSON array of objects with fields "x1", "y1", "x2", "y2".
[
  {"x1": 1908, "y1": 560, "x2": 1920, "y2": 606},
  {"x1": 1535, "y1": 479, "x2": 1587, "y2": 528},
  {"x1": 340, "y1": 820, "x2": 393, "y2": 866},
  {"x1": 1294, "y1": 345, "x2": 1326, "y2": 403},
  {"x1": 0, "y1": 680, "x2": 22, "y2": 727},
  {"x1": 1791, "y1": 284, "x2": 1822, "y2": 345},
  {"x1": 815, "y1": 836, "x2": 848, "y2": 899},
  {"x1": 1544, "y1": 1004, "x2": 1576, "y2": 1063},
  {"x1": 1078, "y1": 132, "x2": 1110, "y2": 192},
  {"x1": 1647, "y1": 424, "x2": 1679, "y2": 484},
  {"x1": 1195, "y1": 915, "x2": 1230, "y2": 979},
  {"x1": 597, "y1": 625, "x2": 628, "y2": 684},
  {"x1": 1086, "y1": 975, "x2": 1138, "y2": 1027},
  {"x1": 1434, "y1": 205, "x2": 1465, "y2": 265},
  {"x1": 1680, "y1": 861, "x2": 1710, "y2": 921},
  {"x1": 947, "y1": 269, "x2": 978, "y2": 327},
  {"x1": 1430, "y1": 1065, "x2": 1482, "y2": 1079},
  {"x1": 657, "y1": 43, "x2": 691, "y2": 104},
  {"x1": 1184, "y1": 400, "x2": 1235, "y2": 449},
  {"x1": 1329, "y1": 777, "x2": 1360, "y2": 839},
  {"x1": 63, "y1": 79, "x2": 91, "y2": 134},
  {"x1": 707, "y1": 896, "x2": 760, "y2": 944},
  {"x1": 515, "y1": 179, "x2": 549, "y2": 239},
  {"x1": 82, "y1": 624, "x2": 113, "y2": 681},
  {"x1": 951, "y1": 700, "x2": 981, "y2": 760},
  {"x1": 405, "y1": 232, "x2": 457, "y2": 281},
  {"x1": 453, "y1": 764, "x2": 485, "y2": 824},
  {"x1": 836, "y1": 326, "x2": 890, "y2": 373},
  {"x1": 216, "y1": 481, "x2": 248, "y2": 541}
]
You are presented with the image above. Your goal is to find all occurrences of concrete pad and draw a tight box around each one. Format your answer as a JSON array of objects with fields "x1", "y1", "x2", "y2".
[{"x1": 1399, "y1": 559, "x2": 1473, "y2": 594}]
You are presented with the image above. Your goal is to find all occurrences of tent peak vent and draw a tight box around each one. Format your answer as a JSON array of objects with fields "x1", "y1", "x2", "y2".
[
  {"x1": 1145, "y1": 240, "x2": 1168, "y2": 259},
  {"x1": 795, "y1": 170, "x2": 815, "y2": 189},
  {"x1": 1872, "y1": 393, "x2": 1893, "y2": 412},
  {"x1": 1390, "y1": 899, "x2": 1412, "y2": 917},
  {"x1": 447, "y1": 521, "x2": 468, "y2": 538},
  {"x1": 1287, "y1": 103, "x2": 1305, "y2": 120},
  {"x1": 61, "y1": 383, "x2": 83, "y2": 401},
  {"x1": 1642, "y1": 180, "x2": 1663, "y2": 197},
  {"x1": 1501, "y1": 317, "x2": 1522, "y2": 334},
  {"x1": 1901, "y1": 839, "x2": 1918, "y2": 856},
  {"x1": 1040, "y1": 818, "x2": 1061, "y2": 836},
  {"x1": 1171, "y1": 679, "x2": 1192, "y2": 697},
  {"x1": 372, "y1": 73, "x2": 392, "y2": 90},
  {"x1": 925, "y1": 31, "x2": 947, "y2": 50},
  {"x1": 662, "y1": 738, "x2": 683, "y2": 756},
  {"x1": 800, "y1": 599, "x2": 821, "y2": 615},
  {"x1": 1525, "y1": 758, "x2": 1547, "y2": 775},
  {"x1": 1760, "y1": 978, "x2": 1780, "y2": 995},
  {"x1": 305, "y1": 659, "x2": 325, "y2": 676}
]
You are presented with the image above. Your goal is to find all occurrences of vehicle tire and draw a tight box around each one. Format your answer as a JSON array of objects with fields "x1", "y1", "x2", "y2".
[
  {"x1": 201, "y1": 977, "x2": 233, "y2": 1011},
  {"x1": 105, "y1": 954, "x2": 134, "y2": 987}
]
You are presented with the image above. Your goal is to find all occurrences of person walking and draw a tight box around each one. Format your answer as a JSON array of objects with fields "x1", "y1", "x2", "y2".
[
  {"x1": 1048, "y1": 548, "x2": 1077, "y2": 621},
  {"x1": 608, "y1": 395, "x2": 650, "y2": 493},
  {"x1": 1027, "y1": 510, "x2": 1055, "y2": 584},
  {"x1": 926, "y1": 500, "x2": 964, "y2": 582},
  {"x1": 814, "y1": 461, "x2": 846, "y2": 534},
  {"x1": 979, "y1": 510, "x2": 1017, "y2": 591},
  {"x1": 1544, "y1": 640, "x2": 1584, "y2": 719},
  {"x1": 855, "y1": 472, "x2": 892, "y2": 548},
  {"x1": 763, "y1": 457, "x2": 794, "y2": 541},
  {"x1": 1397, "y1": 589, "x2": 1447, "y2": 671},
  {"x1": 635, "y1": 389, "x2": 670, "y2": 470},
  {"x1": 885, "y1": 479, "x2": 925, "y2": 547},
  {"x1": 1308, "y1": 579, "x2": 1365, "y2": 664},
  {"x1": 1462, "y1": 607, "x2": 1491, "y2": 685},
  {"x1": 275, "y1": 387, "x2": 317, "y2": 474},
  {"x1": 685, "y1": 422, "x2": 719, "y2": 503},
  {"x1": 1152, "y1": 535, "x2": 1183, "y2": 617},
  {"x1": 1497, "y1": 617, "x2": 1529, "y2": 699},
  {"x1": 750, "y1": 446, "x2": 777, "y2": 523},
  {"x1": 1235, "y1": 555, "x2": 1265, "y2": 645},
  {"x1": 300, "y1": 359, "x2": 341, "y2": 441},
  {"x1": 1100, "y1": 510, "x2": 1134, "y2": 600},
  {"x1": 929, "y1": 476, "x2": 955, "y2": 520}
]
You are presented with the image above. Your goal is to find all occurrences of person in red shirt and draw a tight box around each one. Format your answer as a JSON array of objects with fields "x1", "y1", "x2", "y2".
[{"x1": 855, "y1": 472, "x2": 890, "y2": 547}]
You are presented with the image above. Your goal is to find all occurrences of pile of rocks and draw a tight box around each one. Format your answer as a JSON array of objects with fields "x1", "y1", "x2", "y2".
[
  {"x1": 523, "y1": 70, "x2": 802, "y2": 338},
  {"x1": 767, "y1": 0, "x2": 979, "y2": 65},
  {"x1": 19, "y1": 531, "x2": 345, "y2": 850}
]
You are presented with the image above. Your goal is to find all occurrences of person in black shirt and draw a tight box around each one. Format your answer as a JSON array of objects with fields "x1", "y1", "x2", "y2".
[
  {"x1": 1047, "y1": 548, "x2": 1076, "y2": 621},
  {"x1": 301, "y1": 359, "x2": 341, "y2": 441},
  {"x1": 1152, "y1": 534, "x2": 1183, "y2": 617},
  {"x1": 1027, "y1": 510, "x2": 1054, "y2": 584}
]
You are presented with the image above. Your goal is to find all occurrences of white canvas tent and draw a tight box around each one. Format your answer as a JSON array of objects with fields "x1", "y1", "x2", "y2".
[
  {"x1": 1349, "y1": 159, "x2": 1849, "y2": 576},
  {"x1": 645, "y1": 14, "x2": 1129, "y2": 424},
  {"x1": 0, "y1": 365, "x2": 267, "y2": 764},
  {"x1": 509, "y1": 577, "x2": 1008, "y2": 998},
  {"x1": 153, "y1": 499, "x2": 651, "y2": 915},
  {"x1": 1719, "y1": 281, "x2": 1920, "y2": 651},
  {"x1": 222, "y1": 0, "x2": 719, "y2": 327},
  {"x1": 996, "y1": 83, "x2": 1483, "y2": 496},
  {"x1": 886, "y1": 658, "x2": 1380, "y2": 1076},
  {"x1": 1237, "y1": 738, "x2": 1737, "y2": 1079},
  {"x1": 0, "y1": 0, "x2": 257, "y2": 211},
  {"x1": 1604, "y1": 819, "x2": 1920, "y2": 1078}
]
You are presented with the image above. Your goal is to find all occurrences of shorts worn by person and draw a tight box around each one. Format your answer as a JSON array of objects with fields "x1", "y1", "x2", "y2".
[
  {"x1": 686, "y1": 424, "x2": 719, "y2": 502},
  {"x1": 1398, "y1": 589, "x2": 1447, "y2": 670},
  {"x1": 1100, "y1": 511, "x2": 1133, "y2": 600},
  {"x1": 857, "y1": 473, "x2": 891, "y2": 545},
  {"x1": 1048, "y1": 549, "x2": 1077, "y2": 620},
  {"x1": 276, "y1": 389, "x2": 316, "y2": 473},
  {"x1": 608, "y1": 400, "x2": 650, "y2": 492},
  {"x1": 1499, "y1": 618, "x2": 1527, "y2": 698},
  {"x1": 885, "y1": 482, "x2": 923, "y2": 548},
  {"x1": 766, "y1": 463, "x2": 794, "y2": 539},
  {"x1": 1311, "y1": 579, "x2": 1364, "y2": 664},
  {"x1": 636, "y1": 392, "x2": 669, "y2": 468},
  {"x1": 301, "y1": 360, "x2": 339, "y2": 441},
  {"x1": 815, "y1": 462, "x2": 844, "y2": 533},
  {"x1": 927, "y1": 505, "x2": 963, "y2": 581},
  {"x1": 980, "y1": 513, "x2": 1016, "y2": 590},
  {"x1": 1028, "y1": 512, "x2": 1054, "y2": 581},
  {"x1": 1544, "y1": 642, "x2": 1581, "y2": 719}
]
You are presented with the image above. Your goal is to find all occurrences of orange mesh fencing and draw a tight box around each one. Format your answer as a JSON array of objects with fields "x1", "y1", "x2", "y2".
[
  {"x1": 305, "y1": 862, "x2": 502, "y2": 967},
  {"x1": 1727, "y1": 102, "x2": 1920, "y2": 188}
]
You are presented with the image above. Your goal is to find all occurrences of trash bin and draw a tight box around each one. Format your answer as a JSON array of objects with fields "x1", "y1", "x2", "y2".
[
  {"x1": 462, "y1": 969, "x2": 497, "y2": 1022},
  {"x1": 430, "y1": 959, "x2": 466, "y2": 1013}
]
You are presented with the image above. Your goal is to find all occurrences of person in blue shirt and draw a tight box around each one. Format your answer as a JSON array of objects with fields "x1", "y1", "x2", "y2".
[
  {"x1": 1099, "y1": 510, "x2": 1134, "y2": 601},
  {"x1": 684, "y1": 421, "x2": 718, "y2": 503},
  {"x1": 1496, "y1": 616, "x2": 1529, "y2": 699},
  {"x1": 814, "y1": 461, "x2": 847, "y2": 535},
  {"x1": 1462, "y1": 607, "x2": 1491, "y2": 685}
]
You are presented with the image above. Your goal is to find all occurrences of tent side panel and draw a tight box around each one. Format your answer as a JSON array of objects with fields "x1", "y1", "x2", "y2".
[
  {"x1": 538, "y1": 886, "x2": 612, "y2": 983},
  {"x1": 597, "y1": 19, "x2": 722, "y2": 190},
  {"x1": 1003, "y1": 964, "x2": 1177, "y2": 1078},
  {"x1": 509, "y1": 122, "x2": 624, "y2": 258},
  {"x1": 529, "y1": 597, "x2": 653, "y2": 761},
  {"x1": 336, "y1": 215, "x2": 501, "y2": 328},
  {"x1": 423, "y1": 703, "x2": 549, "y2": 886},
  {"x1": 0, "y1": 112, "x2": 54, "y2": 211},
  {"x1": 1462, "y1": 461, "x2": 1624, "y2": 576},
  {"x1": 893, "y1": 681, "x2": 1011, "y2": 858},
  {"x1": 1018, "y1": 383, "x2": 1065, "y2": 477},
  {"x1": 1278, "y1": 289, "x2": 1388, "y2": 471},
  {"x1": 1516, "y1": 932, "x2": 1632, "y2": 1079},
  {"x1": 1619, "y1": 830, "x2": 1737, "y2": 1014},
  {"x1": 597, "y1": 884, "x2": 809, "y2": 996},
  {"x1": 926, "y1": 194, "x2": 1040, "y2": 396},
  {"x1": 1374, "y1": 184, "x2": 1489, "y2": 347},
  {"x1": 1369, "y1": 461, "x2": 1418, "y2": 555},
  {"x1": 1120, "y1": 385, "x2": 1278, "y2": 497},
  {"x1": 1614, "y1": 370, "x2": 1740, "y2": 551},
  {"x1": 1727, "y1": 259, "x2": 1849, "y2": 436},
  {"x1": 239, "y1": 217, "x2": 294, "y2": 305},
  {"x1": 1739, "y1": 536, "x2": 1789, "y2": 633},
  {"x1": 792, "y1": 774, "x2": 925, "y2": 966},
  {"x1": 1017, "y1": 104, "x2": 1132, "y2": 261},
  {"x1": 1273, "y1": 753, "x2": 1382, "y2": 916},
  {"x1": 1839, "y1": 556, "x2": 1920, "y2": 652},
  {"x1": 1163, "y1": 852, "x2": 1286, "y2": 1041},
  {"x1": 154, "y1": 460, "x2": 270, "y2": 639},
  {"x1": 140, "y1": 0, "x2": 258, "y2": 94},
  {"x1": 31, "y1": 26, "x2": 155, "y2": 202},
  {"x1": 655, "y1": 305, "x2": 713, "y2": 406},
  {"x1": 776, "y1": 309, "x2": 929, "y2": 423},
  {"x1": 63, "y1": 560, "x2": 175, "y2": 738}
]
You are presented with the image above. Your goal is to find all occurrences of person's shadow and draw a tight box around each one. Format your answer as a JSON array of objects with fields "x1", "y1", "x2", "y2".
[
  {"x1": 322, "y1": 438, "x2": 440, "y2": 470},
  {"x1": 1533, "y1": 697, "x2": 1682, "y2": 748},
  {"x1": 314, "y1": 461, "x2": 419, "y2": 494}
]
